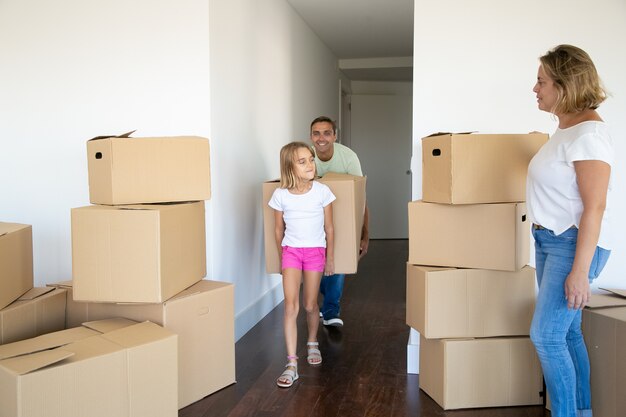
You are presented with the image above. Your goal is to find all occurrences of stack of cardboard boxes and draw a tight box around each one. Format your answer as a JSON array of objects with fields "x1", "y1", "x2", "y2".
[
  {"x1": 0, "y1": 223, "x2": 67, "y2": 345},
  {"x1": 406, "y1": 132, "x2": 548, "y2": 410},
  {"x1": 0, "y1": 133, "x2": 236, "y2": 416}
]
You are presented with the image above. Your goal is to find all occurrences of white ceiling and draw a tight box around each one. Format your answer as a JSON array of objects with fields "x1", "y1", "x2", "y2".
[{"x1": 287, "y1": 0, "x2": 414, "y2": 82}]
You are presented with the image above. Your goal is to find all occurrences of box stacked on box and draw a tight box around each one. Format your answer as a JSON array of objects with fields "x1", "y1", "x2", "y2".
[
  {"x1": 64, "y1": 132, "x2": 235, "y2": 409},
  {"x1": 407, "y1": 132, "x2": 548, "y2": 410},
  {"x1": 0, "y1": 222, "x2": 34, "y2": 311}
]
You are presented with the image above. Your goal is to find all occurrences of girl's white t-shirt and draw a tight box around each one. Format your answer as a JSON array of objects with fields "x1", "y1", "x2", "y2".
[
  {"x1": 526, "y1": 121, "x2": 614, "y2": 249},
  {"x1": 268, "y1": 181, "x2": 336, "y2": 248}
]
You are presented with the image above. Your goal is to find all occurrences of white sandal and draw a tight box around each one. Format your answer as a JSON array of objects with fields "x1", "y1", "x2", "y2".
[
  {"x1": 276, "y1": 359, "x2": 299, "y2": 388},
  {"x1": 307, "y1": 342, "x2": 322, "y2": 366}
]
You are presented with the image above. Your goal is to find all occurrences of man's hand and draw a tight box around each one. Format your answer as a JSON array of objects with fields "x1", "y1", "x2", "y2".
[{"x1": 359, "y1": 234, "x2": 369, "y2": 259}]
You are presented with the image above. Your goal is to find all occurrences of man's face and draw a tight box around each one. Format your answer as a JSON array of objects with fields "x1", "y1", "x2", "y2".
[{"x1": 310, "y1": 121, "x2": 336, "y2": 154}]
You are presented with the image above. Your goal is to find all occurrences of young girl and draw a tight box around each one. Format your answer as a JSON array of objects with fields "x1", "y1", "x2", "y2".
[{"x1": 268, "y1": 141, "x2": 335, "y2": 388}]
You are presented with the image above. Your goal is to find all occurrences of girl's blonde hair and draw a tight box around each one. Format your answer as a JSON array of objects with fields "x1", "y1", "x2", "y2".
[
  {"x1": 540, "y1": 44, "x2": 607, "y2": 114},
  {"x1": 279, "y1": 141, "x2": 315, "y2": 189}
]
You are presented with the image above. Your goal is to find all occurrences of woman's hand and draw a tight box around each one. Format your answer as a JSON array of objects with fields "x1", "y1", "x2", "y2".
[
  {"x1": 564, "y1": 269, "x2": 591, "y2": 309},
  {"x1": 324, "y1": 259, "x2": 335, "y2": 276}
]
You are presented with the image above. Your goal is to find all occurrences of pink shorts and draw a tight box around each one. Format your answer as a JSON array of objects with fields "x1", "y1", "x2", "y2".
[{"x1": 282, "y1": 246, "x2": 326, "y2": 272}]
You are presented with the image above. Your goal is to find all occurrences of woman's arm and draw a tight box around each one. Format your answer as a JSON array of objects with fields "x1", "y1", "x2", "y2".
[
  {"x1": 274, "y1": 209, "x2": 285, "y2": 264},
  {"x1": 323, "y1": 203, "x2": 335, "y2": 276},
  {"x1": 566, "y1": 160, "x2": 611, "y2": 309}
]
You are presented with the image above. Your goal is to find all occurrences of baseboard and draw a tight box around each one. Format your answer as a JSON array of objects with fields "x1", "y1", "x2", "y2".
[
  {"x1": 234, "y1": 281, "x2": 284, "y2": 341},
  {"x1": 407, "y1": 327, "x2": 420, "y2": 374}
]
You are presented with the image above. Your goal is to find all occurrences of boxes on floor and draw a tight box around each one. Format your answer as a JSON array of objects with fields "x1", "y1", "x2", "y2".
[
  {"x1": 0, "y1": 287, "x2": 66, "y2": 345},
  {"x1": 581, "y1": 289, "x2": 626, "y2": 417},
  {"x1": 406, "y1": 264, "x2": 536, "y2": 338},
  {"x1": 87, "y1": 133, "x2": 211, "y2": 205},
  {"x1": 0, "y1": 222, "x2": 33, "y2": 310},
  {"x1": 408, "y1": 200, "x2": 529, "y2": 271},
  {"x1": 263, "y1": 173, "x2": 366, "y2": 274},
  {"x1": 48, "y1": 280, "x2": 235, "y2": 409},
  {"x1": 0, "y1": 318, "x2": 178, "y2": 417},
  {"x1": 419, "y1": 335, "x2": 543, "y2": 410},
  {"x1": 71, "y1": 201, "x2": 206, "y2": 303},
  {"x1": 421, "y1": 132, "x2": 548, "y2": 204}
]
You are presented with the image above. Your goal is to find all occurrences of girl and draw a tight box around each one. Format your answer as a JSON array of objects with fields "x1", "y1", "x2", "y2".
[
  {"x1": 268, "y1": 141, "x2": 335, "y2": 388},
  {"x1": 528, "y1": 44, "x2": 613, "y2": 417}
]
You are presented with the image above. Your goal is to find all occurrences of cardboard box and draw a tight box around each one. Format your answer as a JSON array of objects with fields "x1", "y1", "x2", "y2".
[
  {"x1": 422, "y1": 132, "x2": 548, "y2": 204},
  {"x1": 263, "y1": 173, "x2": 366, "y2": 274},
  {"x1": 0, "y1": 318, "x2": 177, "y2": 417},
  {"x1": 0, "y1": 287, "x2": 66, "y2": 345},
  {"x1": 582, "y1": 291, "x2": 626, "y2": 417},
  {"x1": 408, "y1": 200, "x2": 529, "y2": 271},
  {"x1": 406, "y1": 265, "x2": 535, "y2": 338},
  {"x1": 87, "y1": 133, "x2": 211, "y2": 205},
  {"x1": 48, "y1": 280, "x2": 235, "y2": 409},
  {"x1": 419, "y1": 335, "x2": 543, "y2": 410},
  {"x1": 71, "y1": 201, "x2": 206, "y2": 303},
  {"x1": 0, "y1": 222, "x2": 34, "y2": 310}
]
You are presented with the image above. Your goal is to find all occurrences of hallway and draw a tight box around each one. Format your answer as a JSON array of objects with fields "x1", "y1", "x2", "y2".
[{"x1": 180, "y1": 240, "x2": 547, "y2": 417}]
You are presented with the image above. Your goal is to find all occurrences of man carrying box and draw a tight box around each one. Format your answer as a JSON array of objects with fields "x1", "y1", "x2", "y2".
[{"x1": 310, "y1": 116, "x2": 370, "y2": 327}]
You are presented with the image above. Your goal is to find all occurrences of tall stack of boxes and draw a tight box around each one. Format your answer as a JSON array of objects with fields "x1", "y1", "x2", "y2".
[
  {"x1": 65, "y1": 133, "x2": 235, "y2": 410},
  {"x1": 0, "y1": 223, "x2": 67, "y2": 346},
  {"x1": 406, "y1": 132, "x2": 548, "y2": 410}
]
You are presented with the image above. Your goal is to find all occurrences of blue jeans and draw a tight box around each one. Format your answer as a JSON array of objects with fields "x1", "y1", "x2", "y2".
[
  {"x1": 319, "y1": 273, "x2": 345, "y2": 319},
  {"x1": 530, "y1": 227, "x2": 610, "y2": 417}
]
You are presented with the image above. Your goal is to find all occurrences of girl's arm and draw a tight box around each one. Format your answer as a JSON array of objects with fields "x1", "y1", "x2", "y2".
[
  {"x1": 274, "y1": 209, "x2": 285, "y2": 265},
  {"x1": 323, "y1": 203, "x2": 335, "y2": 276},
  {"x1": 566, "y1": 159, "x2": 610, "y2": 309}
]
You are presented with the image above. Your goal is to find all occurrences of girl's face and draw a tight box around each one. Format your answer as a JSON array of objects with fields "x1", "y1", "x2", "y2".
[
  {"x1": 533, "y1": 65, "x2": 559, "y2": 114},
  {"x1": 293, "y1": 147, "x2": 316, "y2": 181}
]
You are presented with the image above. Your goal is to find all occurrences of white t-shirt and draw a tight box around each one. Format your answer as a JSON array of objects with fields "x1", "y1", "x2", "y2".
[
  {"x1": 527, "y1": 121, "x2": 614, "y2": 249},
  {"x1": 268, "y1": 181, "x2": 336, "y2": 248}
]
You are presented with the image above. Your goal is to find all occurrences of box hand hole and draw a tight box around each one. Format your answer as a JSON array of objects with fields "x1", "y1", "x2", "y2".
[
  {"x1": 432, "y1": 149, "x2": 441, "y2": 157},
  {"x1": 95, "y1": 152, "x2": 102, "y2": 159},
  {"x1": 522, "y1": 215, "x2": 526, "y2": 222}
]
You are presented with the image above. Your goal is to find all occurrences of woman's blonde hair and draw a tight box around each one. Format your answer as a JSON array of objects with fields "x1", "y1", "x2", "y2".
[
  {"x1": 279, "y1": 141, "x2": 315, "y2": 189},
  {"x1": 539, "y1": 44, "x2": 607, "y2": 114}
]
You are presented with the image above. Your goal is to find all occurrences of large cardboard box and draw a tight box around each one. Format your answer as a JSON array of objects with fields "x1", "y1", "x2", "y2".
[
  {"x1": 0, "y1": 222, "x2": 33, "y2": 310},
  {"x1": 422, "y1": 132, "x2": 548, "y2": 204},
  {"x1": 419, "y1": 335, "x2": 543, "y2": 410},
  {"x1": 408, "y1": 200, "x2": 529, "y2": 271},
  {"x1": 87, "y1": 133, "x2": 211, "y2": 205},
  {"x1": 71, "y1": 201, "x2": 206, "y2": 303},
  {"x1": 263, "y1": 173, "x2": 366, "y2": 274},
  {"x1": 48, "y1": 280, "x2": 235, "y2": 409},
  {"x1": 582, "y1": 291, "x2": 626, "y2": 417},
  {"x1": 0, "y1": 318, "x2": 177, "y2": 417},
  {"x1": 406, "y1": 265, "x2": 535, "y2": 338},
  {"x1": 0, "y1": 287, "x2": 66, "y2": 345}
]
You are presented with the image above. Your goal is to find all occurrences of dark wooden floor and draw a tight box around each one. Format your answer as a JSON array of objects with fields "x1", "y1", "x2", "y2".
[{"x1": 180, "y1": 239, "x2": 548, "y2": 417}]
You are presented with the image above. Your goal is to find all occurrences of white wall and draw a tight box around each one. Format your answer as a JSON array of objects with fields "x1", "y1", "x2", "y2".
[
  {"x1": 208, "y1": 0, "x2": 339, "y2": 339},
  {"x1": 0, "y1": 0, "x2": 339, "y2": 341},
  {"x1": 412, "y1": 0, "x2": 626, "y2": 288},
  {"x1": 0, "y1": 0, "x2": 211, "y2": 283}
]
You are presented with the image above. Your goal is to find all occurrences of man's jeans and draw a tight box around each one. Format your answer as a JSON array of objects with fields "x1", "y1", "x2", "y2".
[
  {"x1": 319, "y1": 273, "x2": 345, "y2": 320},
  {"x1": 530, "y1": 227, "x2": 610, "y2": 417}
]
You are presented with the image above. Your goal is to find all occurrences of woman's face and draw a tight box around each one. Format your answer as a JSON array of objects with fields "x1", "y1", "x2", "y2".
[{"x1": 533, "y1": 65, "x2": 559, "y2": 114}]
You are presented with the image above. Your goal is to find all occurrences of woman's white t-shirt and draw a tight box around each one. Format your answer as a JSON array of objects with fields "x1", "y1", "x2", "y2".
[
  {"x1": 526, "y1": 121, "x2": 614, "y2": 249},
  {"x1": 268, "y1": 181, "x2": 336, "y2": 248}
]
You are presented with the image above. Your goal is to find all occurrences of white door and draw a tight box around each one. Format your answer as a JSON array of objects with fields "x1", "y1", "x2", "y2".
[{"x1": 350, "y1": 94, "x2": 412, "y2": 239}]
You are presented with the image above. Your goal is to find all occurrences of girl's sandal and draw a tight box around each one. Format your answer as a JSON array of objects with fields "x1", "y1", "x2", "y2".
[
  {"x1": 307, "y1": 342, "x2": 322, "y2": 366},
  {"x1": 276, "y1": 357, "x2": 299, "y2": 388}
]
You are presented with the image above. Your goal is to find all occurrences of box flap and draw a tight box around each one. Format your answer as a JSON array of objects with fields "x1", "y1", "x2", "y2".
[
  {"x1": 0, "y1": 349, "x2": 74, "y2": 375},
  {"x1": 422, "y1": 131, "x2": 475, "y2": 138},
  {"x1": 320, "y1": 172, "x2": 361, "y2": 181},
  {"x1": 17, "y1": 287, "x2": 54, "y2": 301},
  {"x1": 102, "y1": 321, "x2": 175, "y2": 348},
  {"x1": 586, "y1": 291, "x2": 626, "y2": 309},
  {"x1": 47, "y1": 280, "x2": 73, "y2": 289},
  {"x1": 167, "y1": 280, "x2": 232, "y2": 303},
  {"x1": 89, "y1": 130, "x2": 136, "y2": 141},
  {"x1": 82, "y1": 318, "x2": 138, "y2": 334},
  {"x1": 599, "y1": 288, "x2": 626, "y2": 298},
  {"x1": 0, "y1": 327, "x2": 99, "y2": 360}
]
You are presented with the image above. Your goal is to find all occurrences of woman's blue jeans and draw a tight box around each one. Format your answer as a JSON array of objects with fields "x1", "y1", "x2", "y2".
[{"x1": 530, "y1": 227, "x2": 610, "y2": 417}]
